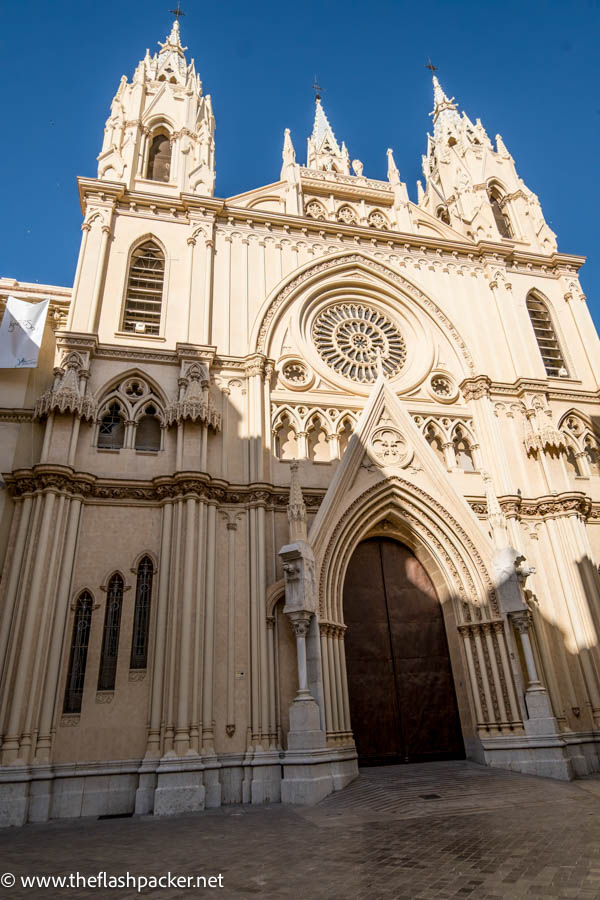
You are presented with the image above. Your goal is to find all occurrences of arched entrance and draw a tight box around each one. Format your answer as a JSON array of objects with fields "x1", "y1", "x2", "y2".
[{"x1": 343, "y1": 537, "x2": 464, "y2": 765}]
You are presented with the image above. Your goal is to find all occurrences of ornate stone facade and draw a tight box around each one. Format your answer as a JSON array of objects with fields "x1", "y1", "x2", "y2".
[{"x1": 1, "y1": 19, "x2": 600, "y2": 826}]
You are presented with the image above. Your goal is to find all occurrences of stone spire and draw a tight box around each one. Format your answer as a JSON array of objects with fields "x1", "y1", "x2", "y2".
[
  {"x1": 306, "y1": 97, "x2": 350, "y2": 174},
  {"x1": 430, "y1": 75, "x2": 462, "y2": 141},
  {"x1": 287, "y1": 460, "x2": 307, "y2": 542},
  {"x1": 97, "y1": 18, "x2": 215, "y2": 196}
]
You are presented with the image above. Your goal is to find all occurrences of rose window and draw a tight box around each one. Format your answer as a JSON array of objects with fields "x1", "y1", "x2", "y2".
[{"x1": 312, "y1": 303, "x2": 406, "y2": 383}]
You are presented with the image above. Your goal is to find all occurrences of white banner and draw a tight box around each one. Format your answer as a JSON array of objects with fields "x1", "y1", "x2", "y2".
[{"x1": 0, "y1": 296, "x2": 50, "y2": 369}]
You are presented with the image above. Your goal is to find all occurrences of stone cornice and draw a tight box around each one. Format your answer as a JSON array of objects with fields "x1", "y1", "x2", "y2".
[
  {"x1": 3, "y1": 465, "x2": 327, "y2": 509},
  {"x1": 0, "y1": 407, "x2": 34, "y2": 423},
  {"x1": 74, "y1": 177, "x2": 584, "y2": 276},
  {"x1": 466, "y1": 492, "x2": 598, "y2": 521},
  {"x1": 461, "y1": 374, "x2": 599, "y2": 404}
]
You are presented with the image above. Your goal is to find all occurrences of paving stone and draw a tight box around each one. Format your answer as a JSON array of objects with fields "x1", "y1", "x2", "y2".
[{"x1": 0, "y1": 761, "x2": 599, "y2": 899}]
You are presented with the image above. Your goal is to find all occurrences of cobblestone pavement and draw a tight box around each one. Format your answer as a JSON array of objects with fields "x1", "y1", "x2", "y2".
[{"x1": 2, "y1": 761, "x2": 600, "y2": 899}]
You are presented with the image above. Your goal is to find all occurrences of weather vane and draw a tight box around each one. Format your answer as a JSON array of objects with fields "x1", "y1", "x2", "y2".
[
  {"x1": 312, "y1": 75, "x2": 323, "y2": 101},
  {"x1": 425, "y1": 59, "x2": 438, "y2": 73},
  {"x1": 169, "y1": 1, "x2": 186, "y2": 20}
]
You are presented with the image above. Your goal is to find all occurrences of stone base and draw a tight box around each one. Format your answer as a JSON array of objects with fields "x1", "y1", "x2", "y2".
[
  {"x1": 287, "y1": 697, "x2": 326, "y2": 751},
  {"x1": 153, "y1": 758, "x2": 206, "y2": 817},
  {"x1": 281, "y1": 747, "x2": 358, "y2": 805}
]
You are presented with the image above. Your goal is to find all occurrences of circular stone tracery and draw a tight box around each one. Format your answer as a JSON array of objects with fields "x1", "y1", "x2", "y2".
[{"x1": 312, "y1": 303, "x2": 406, "y2": 383}]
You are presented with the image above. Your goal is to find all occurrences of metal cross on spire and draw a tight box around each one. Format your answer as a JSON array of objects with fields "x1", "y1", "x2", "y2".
[
  {"x1": 312, "y1": 75, "x2": 323, "y2": 102},
  {"x1": 425, "y1": 59, "x2": 438, "y2": 73},
  {"x1": 169, "y1": 1, "x2": 186, "y2": 19}
]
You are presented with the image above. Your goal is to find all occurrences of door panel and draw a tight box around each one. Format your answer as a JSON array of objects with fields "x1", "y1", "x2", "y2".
[{"x1": 343, "y1": 537, "x2": 464, "y2": 765}]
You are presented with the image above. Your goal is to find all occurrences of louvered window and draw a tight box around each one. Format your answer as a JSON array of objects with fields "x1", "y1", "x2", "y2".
[
  {"x1": 98, "y1": 574, "x2": 123, "y2": 691},
  {"x1": 130, "y1": 557, "x2": 153, "y2": 669},
  {"x1": 526, "y1": 295, "x2": 567, "y2": 377},
  {"x1": 122, "y1": 242, "x2": 165, "y2": 336},
  {"x1": 63, "y1": 592, "x2": 93, "y2": 714}
]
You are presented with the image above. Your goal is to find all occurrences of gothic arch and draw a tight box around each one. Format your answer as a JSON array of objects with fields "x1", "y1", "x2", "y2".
[
  {"x1": 94, "y1": 369, "x2": 169, "y2": 412},
  {"x1": 525, "y1": 288, "x2": 573, "y2": 377},
  {"x1": 130, "y1": 550, "x2": 159, "y2": 575},
  {"x1": 251, "y1": 252, "x2": 475, "y2": 373},
  {"x1": 315, "y1": 476, "x2": 497, "y2": 625}
]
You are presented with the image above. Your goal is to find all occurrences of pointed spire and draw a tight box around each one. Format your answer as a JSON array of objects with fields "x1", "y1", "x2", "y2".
[
  {"x1": 159, "y1": 19, "x2": 187, "y2": 58},
  {"x1": 287, "y1": 461, "x2": 307, "y2": 542},
  {"x1": 386, "y1": 148, "x2": 400, "y2": 185},
  {"x1": 311, "y1": 97, "x2": 341, "y2": 154},
  {"x1": 282, "y1": 128, "x2": 296, "y2": 167},
  {"x1": 306, "y1": 97, "x2": 350, "y2": 174},
  {"x1": 430, "y1": 75, "x2": 461, "y2": 140}
]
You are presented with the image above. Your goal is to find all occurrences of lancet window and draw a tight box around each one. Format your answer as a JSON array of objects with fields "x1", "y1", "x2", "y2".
[
  {"x1": 135, "y1": 404, "x2": 162, "y2": 451},
  {"x1": 97, "y1": 402, "x2": 125, "y2": 449},
  {"x1": 488, "y1": 187, "x2": 513, "y2": 238},
  {"x1": 63, "y1": 592, "x2": 93, "y2": 714},
  {"x1": 130, "y1": 557, "x2": 153, "y2": 670},
  {"x1": 98, "y1": 574, "x2": 124, "y2": 692},
  {"x1": 146, "y1": 130, "x2": 172, "y2": 182},
  {"x1": 526, "y1": 294, "x2": 568, "y2": 378},
  {"x1": 453, "y1": 426, "x2": 475, "y2": 471},
  {"x1": 122, "y1": 241, "x2": 165, "y2": 336}
]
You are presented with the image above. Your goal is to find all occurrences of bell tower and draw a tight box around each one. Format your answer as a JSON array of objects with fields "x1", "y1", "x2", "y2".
[
  {"x1": 418, "y1": 75, "x2": 557, "y2": 253},
  {"x1": 97, "y1": 19, "x2": 215, "y2": 196}
]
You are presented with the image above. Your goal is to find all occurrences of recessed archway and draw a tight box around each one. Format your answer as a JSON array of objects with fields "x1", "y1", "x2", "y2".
[{"x1": 343, "y1": 536, "x2": 465, "y2": 765}]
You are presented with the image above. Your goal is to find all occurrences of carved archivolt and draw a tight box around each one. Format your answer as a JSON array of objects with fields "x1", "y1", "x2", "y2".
[
  {"x1": 254, "y1": 253, "x2": 475, "y2": 374},
  {"x1": 316, "y1": 475, "x2": 497, "y2": 624}
]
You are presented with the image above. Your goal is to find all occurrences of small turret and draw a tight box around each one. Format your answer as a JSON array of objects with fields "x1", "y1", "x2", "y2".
[
  {"x1": 97, "y1": 19, "x2": 215, "y2": 196},
  {"x1": 306, "y1": 97, "x2": 350, "y2": 175},
  {"x1": 418, "y1": 75, "x2": 557, "y2": 253}
]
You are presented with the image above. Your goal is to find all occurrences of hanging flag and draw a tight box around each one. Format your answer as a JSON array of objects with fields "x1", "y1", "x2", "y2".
[{"x1": 0, "y1": 297, "x2": 50, "y2": 369}]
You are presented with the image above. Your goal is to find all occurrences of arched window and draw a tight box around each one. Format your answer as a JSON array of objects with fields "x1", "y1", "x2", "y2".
[
  {"x1": 275, "y1": 413, "x2": 298, "y2": 460},
  {"x1": 146, "y1": 131, "x2": 172, "y2": 182},
  {"x1": 488, "y1": 187, "x2": 512, "y2": 238},
  {"x1": 98, "y1": 402, "x2": 124, "y2": 449},
  {"x1": 130, "y1": 557, "x2": 153, "y2": 669},
  {"x1": 135, "y1": 404, "x2": 161, "y2": 451},
  {"x1": 122, "y1": 241, "x2": 165, "y2": 336},
  {"x1": 453, "y1": 427, "x2": 475, "y2": 471},
  {"x1": 584, "y1": 436, "x2": 600, "y2": 476},
  {"x1": 308, "y1": 416, "x2": 330, "y2": 462},
  {"x1": 338, "y1": 418, "x2": 354, "y2": 456},
  {"x1": 98, "y1": 574, "x2": 124, "y2": 691},
  {"x1": 526, "y1": 294, "x2": 568, "y2": 377},
  {"x1": 425, "y1": 424, "x2": 446, "y2": 466},
  {"x1": 63, "y1": 592, "x2": 93, "y2": 714}
]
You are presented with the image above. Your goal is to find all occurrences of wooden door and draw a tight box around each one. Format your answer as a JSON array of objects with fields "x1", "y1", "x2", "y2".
[{"x1": 343, "y1": 538, "x2": 464, "y2": 765}]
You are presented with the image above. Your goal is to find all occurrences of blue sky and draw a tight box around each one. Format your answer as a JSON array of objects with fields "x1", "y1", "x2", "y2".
[{"x1": 1, "y1": 0, "x2": 599, "y2": 329}]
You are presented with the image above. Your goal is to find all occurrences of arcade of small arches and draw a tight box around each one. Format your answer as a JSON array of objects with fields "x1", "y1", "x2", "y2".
[
  {"x1": 304, "y1": 199, "x2": 390, "y2": 230},
  {"x1": 560, "y1": 412, "x2": 600, "y2": 478},
  {"x1": 96, "y1": 377, "x2": 166, "y2": 452},
  {"x1": 272, "y1": 404, "x2": 481, "y2": 472}
]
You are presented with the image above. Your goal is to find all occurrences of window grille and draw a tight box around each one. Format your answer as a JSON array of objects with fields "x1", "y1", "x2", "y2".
[
  {"x1": 526, "y1": 295, "x2": 568, "y2": 377},
  {"x1": 98, "y1": 574, "x2": 124, "y2": 691},
  {"x1": 122, "y1": 242, "x2": 165, "y2": 336},
  {"x1": 135, "y1": 405, "x2": 161, "y2": 451},
  {"x1": 130, "y1": 557, "x2": 153, "y2": 669},
  {"x1": 98, "y1": 401, "x2": 124, "y2": 449},
  {"x1": 63, "y1": 592, "x2": 93, "y2": 714},
  {"x1": 147, "y1": 133, "x2": 171, "y2": 182}
]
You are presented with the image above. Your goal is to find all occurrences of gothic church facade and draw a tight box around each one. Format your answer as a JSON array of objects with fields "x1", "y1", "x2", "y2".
[{"x1": 1, "y1": 20, "x2": 600, "y2": 825}]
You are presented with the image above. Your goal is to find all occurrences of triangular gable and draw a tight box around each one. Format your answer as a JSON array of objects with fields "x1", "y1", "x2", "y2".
[{"x1": 309, "y1": 372, "x2": 491, "y2": 553}]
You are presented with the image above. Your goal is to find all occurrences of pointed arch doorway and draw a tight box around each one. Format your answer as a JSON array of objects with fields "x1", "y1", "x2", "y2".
[{"x1": 343, "y1": 537, "x2": 464, "y2": 765}]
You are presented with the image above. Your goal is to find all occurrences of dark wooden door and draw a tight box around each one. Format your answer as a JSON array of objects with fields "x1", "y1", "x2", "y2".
[{"x1": 343, "y1": 538, "x2": 464, "y2": 765}]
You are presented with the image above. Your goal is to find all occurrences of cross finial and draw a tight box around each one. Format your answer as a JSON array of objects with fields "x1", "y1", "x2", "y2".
[
  {"x1": 312, "y1": 75, "x2": 323, "y2": 101},
  {"x1": 169, "y1": 1, "x2": 185, "y2": 19},
  {"x1": 425, "y1": 58, "x2": 438, "y2": 73}
]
